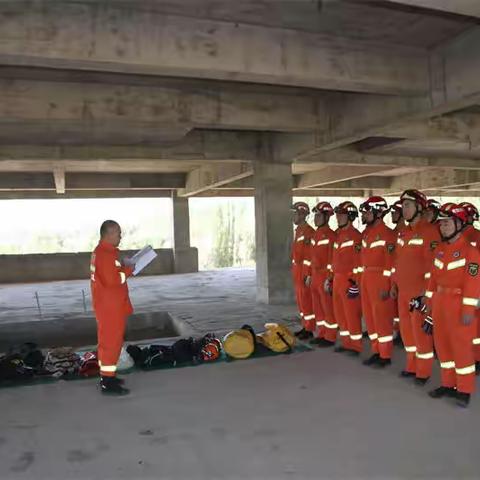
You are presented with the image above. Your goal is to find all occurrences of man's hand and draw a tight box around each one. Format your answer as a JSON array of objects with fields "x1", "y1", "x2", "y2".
[
  {"x1": 122, "y1": 257, "x2": 136, "y2": 267},
  {"x1": 346, "y1": 279, "x2": 360, "y2": 299},
  {"x1": 390, "y1": 283, "x2": 398, "y2": 300},
  {"x1": 462, "y1": 314, "x2": 475, "y2": 326},
  {"x1": 304, "y1": 276, "x2": 312, "y2": 287}
]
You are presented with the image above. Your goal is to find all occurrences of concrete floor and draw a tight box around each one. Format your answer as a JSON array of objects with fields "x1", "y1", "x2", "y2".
[{"x1": 1, "y1": 269, "x2": 480, "y2": 479}]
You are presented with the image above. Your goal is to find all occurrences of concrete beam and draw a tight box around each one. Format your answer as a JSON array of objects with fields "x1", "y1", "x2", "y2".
[
  {"x1": 382, "y1": 0, "x2": 480, "y2": 18},
  {"x1": 0, "y1": 190, "x2": 173, "y2": 200},
  {"x1": 179, "y1": 162, "x2": 253, "y2": 197},
  {"x1": 295, "y1": 165, "x2": 393, "y2": 189},
  {"x1": 0, "y1": 2, "x2": 429, "y2": 95},
  {"x1": 0, "y1": 80, "x2": 322, "y2": 146},
  {"x1": 53, "y1": 168, "x2": 65, "y2": 194},
  {"x1": 0, "y1": 173, "x2": 185, "y2": 191}
]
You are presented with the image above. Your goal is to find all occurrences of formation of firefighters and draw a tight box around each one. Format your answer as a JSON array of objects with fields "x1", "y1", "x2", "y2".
[{"x1": 292, "y1": 190, "x2": 480, "y2": 408}]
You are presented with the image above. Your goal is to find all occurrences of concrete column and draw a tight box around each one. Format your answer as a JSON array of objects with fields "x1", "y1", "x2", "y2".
[
  {"x1": 171, "y1": 192, "x2": 198, "y2": 274},
  {"x1": 254, "y1": 160, "x2": 294, "y2": 304}
]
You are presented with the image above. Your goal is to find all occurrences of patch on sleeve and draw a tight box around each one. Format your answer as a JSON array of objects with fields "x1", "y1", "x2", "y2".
[
  {"x1": 430, "y1": 241, "x2": 439, "y2": 251},
  {"x1": 468, "y1": 263, "x2": 479, "y2": 277},
  {"x1": 387, "y1": 244, "x2": 395, "y2": 254},
  {"x1": 355, "y1": 244, "x2": 362, "y2": 253}
]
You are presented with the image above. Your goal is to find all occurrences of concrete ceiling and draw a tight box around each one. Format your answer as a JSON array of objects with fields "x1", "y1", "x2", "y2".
[{"x1": 1, "y1": 0, "x2": 480, "y2": 198}]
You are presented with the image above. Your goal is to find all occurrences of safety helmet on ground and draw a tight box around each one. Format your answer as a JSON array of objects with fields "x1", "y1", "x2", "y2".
[
  {"x1": 291, "y1": 201, "x2": 310, "y2": 215},
  {"x1": 459, "y1": 202, "x2": 479, "y2": 222},
  {"x1": 312, "y1": 201, "x2": 334, "y2": 216},
  {"x1": 334, "y1": 201, "x2": 358, "y2": 222},
  {"x1": 400, "y1": 189, "x2": 427, "y2": 209}
]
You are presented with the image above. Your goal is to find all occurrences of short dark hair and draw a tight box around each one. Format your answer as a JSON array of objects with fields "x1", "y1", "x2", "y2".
[{"x1": 100, "y1": 220, "x2": 120, "y2": 237}]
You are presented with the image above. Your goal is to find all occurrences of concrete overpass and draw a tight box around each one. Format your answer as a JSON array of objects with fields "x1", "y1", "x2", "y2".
[{"x1": 1, "y1": 0, "x2": 480, "y2": 302}]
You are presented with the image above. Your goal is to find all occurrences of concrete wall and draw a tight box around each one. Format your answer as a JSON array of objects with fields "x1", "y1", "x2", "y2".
[{"x1": 0, "y1": 247, "x2": 198, "y2": 284}]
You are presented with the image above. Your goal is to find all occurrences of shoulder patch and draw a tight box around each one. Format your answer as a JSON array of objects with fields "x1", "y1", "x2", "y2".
[{"x1": 468, "y1": 263, "x2": 479, "y2": 277}]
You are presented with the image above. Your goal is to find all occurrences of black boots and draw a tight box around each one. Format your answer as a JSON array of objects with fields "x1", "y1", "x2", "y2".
[
  {"x1": 295, "y1": 328, "x2": 313, "y2": 340},
  {"x1": 363, "y1": 354, "x2": 380, "y2": 366},
  {"x1": 315, "y1": 339, "x2": 336, "y2": 348},
  {"x1": 414, "y1": 377, "x2": 429, "y2": 386},
  {"x1": 456, "y1": 392, "x2": 471, "y2": 409},
  {"x1": 428, "y1": 387, "x2": 456, "y2": 399},
  {"x1": 100, "y1": 376, "x2": 130, "y2": 396},
  {"x1": 373, "y1": 358, "x2": 392, "y2": 369},
  {"x1": 399, "y1": 370, "x2": 415, "y2": 379}
]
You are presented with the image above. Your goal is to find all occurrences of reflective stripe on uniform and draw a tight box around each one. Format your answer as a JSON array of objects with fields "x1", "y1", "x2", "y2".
[
  {"x1": 340, "y1": 240, "x2": 354, "y2": 248},
  {"x1": 447, "y1": 258, "x2": 466, "y2": 270},
  {"x1": 311, "y1": 240, "x2": 316, "y2": 246},
  {"x1": 303, "y1": 260, "x2": 312, "y2": 266},
  {"x1": 408, "y1": 238, "x2": 424, "y2": 246},
  {"x1": 463, "y1": 297, "x2": 479, "y2": 307},
  {"x1": 370, "y1": 240, "x2": 386, "y2": 248},
  {"x1": 120, "y1": 272, "x2": 126, "y2": 284},
  {"x1": 316, "y1": 320, "x2": 325, "y2": 327},
  {"x1": 369, "y1": 333, "x2": 378, "y2": 341},
  {"x1": 350, "y1": 334, "x2": 363, "y2": 341},
  {"x1": 472, "y1": 242, "x2": 477, "y2": 247},
  {"x1": 416, "y1": 352, "x2": 434, "y2": 360},
  {"x1": 317, "y1": 239, "x2": 330, "y2": 246},
  {"x1": 115, "y1": 260, "x2": 122, "y2": 267},
  {"x1": 440, "y1": 361, "x2": 455, "y2": 369},
  {"x1": 333, "y1": 243, "x2": 339, "y2": 249},
  {"x1": 100, "y1": 365, "x2": 117, "y2": 373},
  {"x1": 378, "y1": 335, "x2": 393, "y2": 344},
  {"x1": 327, "y1": 264, "x2": 332, "y2": 271},
  {"x1": 356, "y1": 266, "x2": 364, "y2": 273},
  {"x1": 405, "y1": 346, "x2": 417, "y2": 353},
  {"x1": 397, "y1": 239, "x2": 405, "y2": 247},
  {"x1": 339, "y1": 330, "x2": 350, "y2": 337},
  {"x1": 304, "y1": 314, "x2": 315, "y2": 321},
  {"x1": 394, "y1": 317, "x2": 400, "y2": 323},
  {"x1": 297, "y1": 236, "x2": 305, "y2": 242},
  {"x1": 90, "y1": 265, "x2": 96, "y2": 272},
  {"x1": 391, "y1": 267, "x2": 396, "y2": 274},
  {"x1": 424, "y1": 272, "x2": 431, "y2": 280},
  {"x1": 473, "y1": 338, "x2": 480, "y2": 345},
  {"x1": 425, "y1": 291, "x2": 433, "y2": 299},
  {"x1": 383, "y1": 270, "x2": 392, "y2": 277},
  {"x1": 324, "y1": 322, "x2": 338, "y2": 329},
  {"x1": 362, "y1": 240, "x2": 367, "y2": 248},
  {"x1": 456, "y1": 365, "x2": 476, "y2": 375},
  {"x1": 434, "y1": 259, "x2": 444, "y2": 269}
]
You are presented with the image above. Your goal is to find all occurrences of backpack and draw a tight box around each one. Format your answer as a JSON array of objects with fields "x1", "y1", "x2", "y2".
[
  {"x1": 223, "y1": 326, "x2": 255, "y2": 359},
  {"x1": 257, "y1": 323, "x2": 296, "y2": 353}
]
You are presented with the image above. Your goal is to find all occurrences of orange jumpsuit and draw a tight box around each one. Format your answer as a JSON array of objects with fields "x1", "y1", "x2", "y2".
[
  {"x1": 463, "y1": 224, "x2": 480, "y2": 362},
  {"x1": 425, "y1": 236, "x2": 480, "y2": 394},
  {"x1": 90, "y1": 241, "x2": 134, "y2": 377},
  {"x1": 306, "y1": 225, "x2": 337, "y2": 342},
  {"x1": 392, "y1": 222, "x2": 408, "y2": 330},
  {"x1": 360, "y1": 221, "x2": 397, "y2": 359},
  {"x1": 331, "y1": 224, "x2": 363, "y2": 352},
  {"x1": 292, "y1": 223, "x2": 316, "y2": 332},
  {"x1": 392, "y1": 219, "x2": 440, "y2": 379}
]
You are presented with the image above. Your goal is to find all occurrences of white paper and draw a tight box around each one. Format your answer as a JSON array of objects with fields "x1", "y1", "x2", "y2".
[{"x1": 131, "y1": 245, "x2": 157, "y2": 276}]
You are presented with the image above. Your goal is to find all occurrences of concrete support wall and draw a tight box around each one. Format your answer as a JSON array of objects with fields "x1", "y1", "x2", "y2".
[
  {"x1": 172, "y1": 194, "x2": 198, "y2": 274},
  {"x1": 254, "y1": 160, "x2": 294, "y2": 304},
  {"x1": 0, "y1": 248, "x2": 198, "y2": 284}
]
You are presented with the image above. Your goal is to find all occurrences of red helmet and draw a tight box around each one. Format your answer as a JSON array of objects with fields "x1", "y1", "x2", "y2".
[
  {"x1": 291, "y1": 201, "x2": 310, "y2": 215},
  {"x1": 438, "y1": 203, "x2": 468, "y2": 224},
  {"x1": 312, "y1": 201, "x2": 334, "y2": 216},
  {"x1": 459, "y1": 202, "x2": 479, "y2": 221},
  {"x1": 400, "y1": 189, "x2": 427, "y2": 209},
  {"x1": 359, "y1": 196, "x2": 389, "y2": 215},
  {"x1": 390, "y1": 200, "x2": 403, "y2": 213},
  {"x1": 426, "y1": 199, "x2": 441, "y2": 211},
  {"x1": 334, "y1": 201, "x2": 358, "y2": 220}
]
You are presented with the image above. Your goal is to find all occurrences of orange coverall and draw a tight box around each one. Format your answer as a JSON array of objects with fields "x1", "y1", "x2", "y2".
[
  {"x1": 305, "y1": 225, "x2": 337, "y2": 342},
  {"x1": 292, "y1": 223, "x2": 316, "y2": 331},
  {"x1": 392, "y1": 222, "x2": 408, "y2": 330},
  {"x1": 425, "y1": 236, "x2": 480, "y2": 394},
  {"x1": 331, "y1": 225, "x2": 363, "y2": 352},
  {"x1": 360, "y1": 221, "x2": 397, "y2": 359},
  {"x1": 392, "y1": 219, "x2": 440, "y2": 379},
  {"x1": 463, "y1": 224, "x2": 480, "y2": 362},
  {"x1": 90, "y1": 241, "x2": 134, "y2": 377}
]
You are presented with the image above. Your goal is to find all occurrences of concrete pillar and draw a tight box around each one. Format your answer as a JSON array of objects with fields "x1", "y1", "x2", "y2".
[
  {"x1": 171, "y1": 192, "x2": 198, "y2": 274},
  {"x1": 253, "y1": 160, "x2": 295, "y2": 304}
]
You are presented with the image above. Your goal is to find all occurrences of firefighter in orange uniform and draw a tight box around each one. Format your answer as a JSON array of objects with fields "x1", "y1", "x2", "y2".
[
  {"x1": 458, "y1": 202, "x2": 480, "y2": 373},
  {"x1": 330, "y1": 201, "x2": 363, "y2": 355},
  {"x1": 291, "y1": 202, "x2": 316, "y2": 340},
  {"x1": 306, "y1": 201, "x2": 337, "y2": 347},
  {"x1": 391, "y1": 199, "x2": 407, "y2": 335},
  {"x1": 359, "y1": 197, "x2": 396, "y2": 368},
  {"x1": 90, "y1": 220, "x2": 135, "y2": 395},
  {"x1": 424, "y1": 203, "x2": 480, "y2": 408},
  {"x1": 391, "y1": 190, "x2": 441, "y2": 385}
]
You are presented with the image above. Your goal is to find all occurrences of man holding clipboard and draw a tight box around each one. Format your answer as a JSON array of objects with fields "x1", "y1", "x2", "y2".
[{"x1": 90, "y1": 220, "x2": 156, "y2": 395}]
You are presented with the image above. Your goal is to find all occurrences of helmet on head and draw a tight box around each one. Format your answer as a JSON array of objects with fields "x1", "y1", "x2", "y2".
[
  {"x1": 291, "y1": 201, "x2": 310, "y2": 215},
  {"x1": 334, "y1": 201, "x2": 358, "y2": 223},
  {"x1": 359, "y1": 196, "x2": 389, "y2": 215},
  {"x1": 438, "y1": 203, "x2": 467, "y2": 241},
  {"x1": 390, "y1": 199, "x2": 403, "y2": 213},
  {"x1": 400, "y1": 189, "x2": 427, "y2": 209},
  {"x1": 312, "y1": 201, "x2": 334, "y2": 216},
  {"x1": 459, "y1": 202, "x2": 479, "y2": 223}
]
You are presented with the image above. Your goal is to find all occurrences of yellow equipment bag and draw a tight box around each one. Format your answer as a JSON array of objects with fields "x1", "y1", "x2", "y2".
[
  {"x1": 223, "y1": 328, "x2": 255, "y2": 359},
  {"x1": 257, "y1": 323, "x2": 296, "y2": 353}
]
